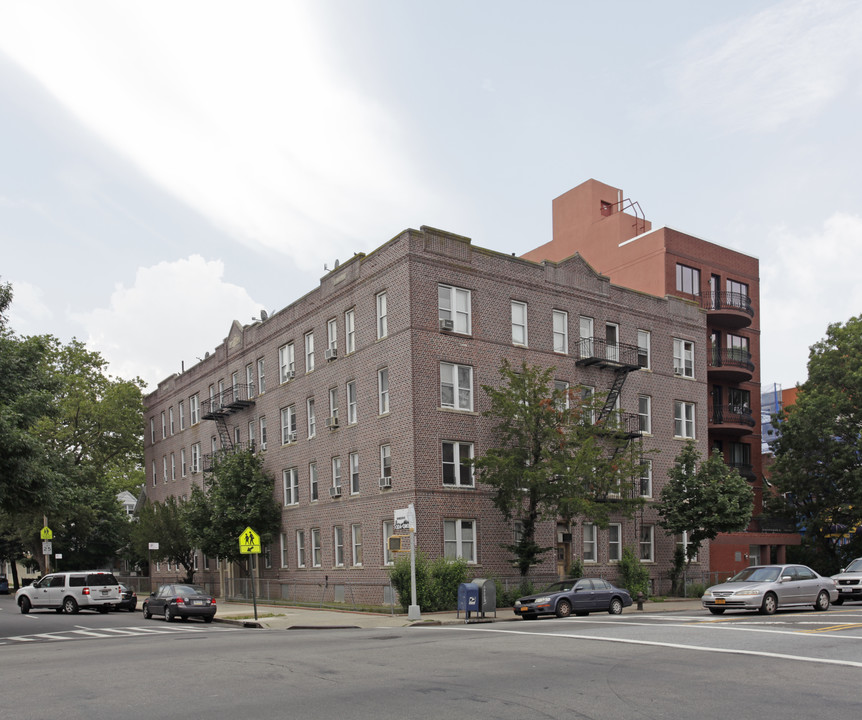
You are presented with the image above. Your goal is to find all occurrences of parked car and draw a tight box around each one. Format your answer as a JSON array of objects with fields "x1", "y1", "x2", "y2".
[
  {"x1": 15, "y1": 571, "x2": 121, "y2": 614},
  {"x1": 702, "y1": 564, "x2": 837, "y2": 615},
  {"x1": 832, "y1": 558, "x2": 862, "y2": 604},
  {"x1": 113, "y1": 583, "x2": 137, "y2": 612},
  {"x1": 142, "y1": 583, "x2": 217, "y2": 623},
  {"x1": 513, "y1": 578, "x2": 633, "y2": 619}
]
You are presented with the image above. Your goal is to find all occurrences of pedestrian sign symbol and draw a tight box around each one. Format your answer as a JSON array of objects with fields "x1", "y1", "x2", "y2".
[
  {"x1": 238, "y1": 526, "x2": 261, "y2": 554},
  {"x1": 40, "y1": 526, "x2": 53, "y2": 540}
]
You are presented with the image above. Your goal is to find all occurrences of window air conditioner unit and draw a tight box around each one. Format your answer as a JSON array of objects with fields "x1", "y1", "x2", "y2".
[
  {"x1": 379, "y1": 476, "x2": 392, "y2": 489},
  {"x1": 325, "y1": 348, "x2": 338, "y2": 361},
  {"x1": 325, "y1": 415, "x2": 339, "y2": 429},
  {"x1": 329, "y1": 485, "x2": 342, "y2": 498},
  {"x1": 286, "y1": 432, "x2": 297, "y2": 443},
  {"x1": 439, "y1": 318, "x2": 455, "y2": 332},
  {"x1": 673, "y1": 367, "x2": 683, "y2": 376},
  {"x1": 284, "y1": 370, "x2": 295, "y2": 381}
]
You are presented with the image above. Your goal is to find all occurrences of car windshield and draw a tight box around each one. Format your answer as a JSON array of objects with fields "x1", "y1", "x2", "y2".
[
  {"x1": 728, "y1": 567, "x2": 781, "y2": 583},
  {"x1": 845, "y1": 559, "x2": 862, "y2": 572}
]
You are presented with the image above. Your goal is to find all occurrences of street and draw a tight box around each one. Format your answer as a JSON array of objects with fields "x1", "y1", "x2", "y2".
[{"x1": 2, "y1": 593, "x2": 861, "y2": 719}]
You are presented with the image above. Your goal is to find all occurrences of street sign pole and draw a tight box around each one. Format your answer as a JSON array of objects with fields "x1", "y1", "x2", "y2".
[
  {"x1": 407, "y1": 503, "x2": 420, "y2": 621},
  {"x1": 249, "y1": 554, "x2": 258, "y2": 621},
  {"x1": 238, "y1": 527, "x2": 261, "y2": 621}
]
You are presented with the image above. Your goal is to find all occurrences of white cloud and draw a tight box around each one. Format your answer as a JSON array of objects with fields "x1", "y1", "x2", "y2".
[
  {"x1": 761, "y1": 212, "x2": 862, "y2": 386},
  {"x1": 0, "y1": 1, "x2": 428, "y2": 271},
  {"x1": 668, "y1": 0, "x2": 862, "y2": 132},
  {"x1": 74, "y1": 256, "x2": 261, "y2": 389},
  {"x1": 5, "y1": 280, "x2": 54, "y2": 335}
]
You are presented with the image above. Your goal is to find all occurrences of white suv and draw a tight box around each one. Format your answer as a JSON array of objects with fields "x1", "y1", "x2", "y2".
[{"x1": 16, "y1": 571, "x2": 121, "y2": 614}]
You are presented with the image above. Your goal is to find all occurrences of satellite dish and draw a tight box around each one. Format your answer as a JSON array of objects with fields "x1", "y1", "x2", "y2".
[
  {"x1": 260, "y1": 310, "x2": 269, "y2": 321},
  {"x1": 334, "y1": 259, "x2": 340, "y2": 269}
]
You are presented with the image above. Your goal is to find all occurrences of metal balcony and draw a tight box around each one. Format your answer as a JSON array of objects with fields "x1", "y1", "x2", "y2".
[
  {"x1": 697, "y1": 291, "x2": 754, "y2": 328},
  {"x1": 201, "y1": 384, "x2": 256, "y2": 420},
  {"x1": 707, "y1": 347, "x2": 754, "y2": 382},
  {"x1": 710, "y1": 404, "x2": 756, "y2": 436}
]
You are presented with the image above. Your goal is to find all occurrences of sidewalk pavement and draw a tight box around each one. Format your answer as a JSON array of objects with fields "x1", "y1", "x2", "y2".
[{"x1": 214, "y1": 597, "x2": 706, "y2": 630}]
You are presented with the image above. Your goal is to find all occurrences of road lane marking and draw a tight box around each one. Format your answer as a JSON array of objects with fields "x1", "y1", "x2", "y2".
[{"x1": 443, "y1": 626, "x2": 862, "y2": 669}]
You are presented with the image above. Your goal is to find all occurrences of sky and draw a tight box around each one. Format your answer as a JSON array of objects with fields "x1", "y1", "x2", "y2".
[{"x1": 2, "y1": 0, "x2": 861, "y2": 392}]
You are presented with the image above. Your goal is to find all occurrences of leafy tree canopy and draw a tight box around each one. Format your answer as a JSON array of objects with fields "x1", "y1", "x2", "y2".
[
  {"x1": 769, "y1": 315, "x2": 862, "y2": 571},
  {"x1": 657, "y1": 441, "x2": 753, "y2": 562},
  {"x1": 132, "y1": 497, "x2": 196, "y2": 582}
]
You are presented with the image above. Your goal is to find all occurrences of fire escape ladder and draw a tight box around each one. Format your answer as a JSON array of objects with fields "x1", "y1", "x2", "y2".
[
  {"x1": 596, "y1": 368, "x2": 630, "y2": 425},
  {"x1": 215, "y1": 414, "x2": 233, "y2": 451}
]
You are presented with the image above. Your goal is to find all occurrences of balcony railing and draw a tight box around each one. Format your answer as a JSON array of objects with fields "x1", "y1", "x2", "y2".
[
  {"x1": 708, "y1": 347, "x2": 755, "y2": 373},
  {"x1": 698, "y1": 291, "x2": 753, "y2": 317},
  {"x1": 712, "y1": 404, "x2": 756, "y2": 428},
  {"x1": 201, "y1": 384, "x2": 256, "y2": 419},
  {"x1": 576, "y1": 338, "x2": 643, "y2": 370}
]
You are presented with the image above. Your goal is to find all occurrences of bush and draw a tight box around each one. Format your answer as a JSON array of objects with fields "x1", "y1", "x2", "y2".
[
  {"x1": 388, "y1": 552, "x2": 469, "y2": 612},
  {"x1": 618, "y1": 547, "x2": 650, "y2": 599},
  {"x1": 493, "y1": 577, "x2": 535, "y2": 608},
  {"x1": 568, "y1": 556, "x2": 584, "y2": 579},
  {"x1": 686, "y1": 582, "x2": 706, "y2": 598}
]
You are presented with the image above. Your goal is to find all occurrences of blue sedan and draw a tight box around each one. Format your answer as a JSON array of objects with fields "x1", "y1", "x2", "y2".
[{"x1": 514, "y1": 578, "x2": 633, "y2": 619}]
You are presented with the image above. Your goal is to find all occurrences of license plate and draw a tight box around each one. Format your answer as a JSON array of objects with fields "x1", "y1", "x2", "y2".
[
  {"x1": 193, "y1": 600, "x2": 205, "y2": 605},
  {"x1": 716, "y1": 598, "x2": 725, "y2": 605},
  {"x1": 519, "y1": 607, "x2": 528, "y2": 612},
  {"x1": 101, "y1": 589, "x2": 110, "y2": 595},
  {"x1": 840, "y1": 588, "x2": 852, "y2": 593}
]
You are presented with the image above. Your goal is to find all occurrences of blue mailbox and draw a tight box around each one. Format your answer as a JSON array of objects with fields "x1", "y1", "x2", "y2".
[{"x1": 457, "y1": 582, "x2": 480, "y2": 620}]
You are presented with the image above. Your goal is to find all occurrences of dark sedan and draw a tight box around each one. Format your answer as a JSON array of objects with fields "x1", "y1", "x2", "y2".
[
  {"x1": 142, "y1": 583, "x2": 217, "y2": 623},
  {"x1": 113, "y1": 583, "x2": 137, "y2": 612},
  {"x1": 513, "y1": 578, "x2": 633, "y2": 619}
]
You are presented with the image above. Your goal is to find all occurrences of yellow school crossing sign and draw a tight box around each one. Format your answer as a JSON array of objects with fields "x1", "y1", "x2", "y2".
[
  {"x1": 238, "y1": 526, "x2": 261, "y2": 554},
  {"x1": 41, "y1": 526, "x2": 53, "y2": 540}
]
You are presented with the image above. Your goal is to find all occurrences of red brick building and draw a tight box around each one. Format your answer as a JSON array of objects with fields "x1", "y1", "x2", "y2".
[
  {"x1": 524, "y1": 179, "x2": 799, "y2": 580},
  {"x1": 144, "y1": 223, "x2": 709, "y2": 604}
]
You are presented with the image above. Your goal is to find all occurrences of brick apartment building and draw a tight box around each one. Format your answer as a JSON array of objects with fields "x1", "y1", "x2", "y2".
[
  {"x1": 143, "y1": 223, "x2": 710, "y2": 604},
  {"x1": 524, "y1": 179, "x2": 800, "y2": 579}
]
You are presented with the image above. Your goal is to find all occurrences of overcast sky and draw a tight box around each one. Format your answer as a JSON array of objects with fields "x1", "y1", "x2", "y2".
[{"x1": 2, "y1": 0, "x2": 860, "y2": 392}]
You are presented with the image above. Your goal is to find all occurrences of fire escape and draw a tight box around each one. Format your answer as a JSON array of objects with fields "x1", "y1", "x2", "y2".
[{"x1": 200, "y1": 383, "x2": 256, "y2": 471}]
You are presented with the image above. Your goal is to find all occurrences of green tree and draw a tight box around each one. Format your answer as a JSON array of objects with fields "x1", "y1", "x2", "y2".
[
  {"x1": 132, "y1": 497, "x2": 196, "y2": 582},
  {"x1": 657, "y1": 441, "x2": 753, "y2": 563},
  {"x1": 184, "y1": 448, "x2": 281, "y2": 569},
  {"x1": 475, "y1": 360, "x2": 645, "y2": 577},
  {"x1": 769, "y1": 316, "x2": 862, "y2": 572}
]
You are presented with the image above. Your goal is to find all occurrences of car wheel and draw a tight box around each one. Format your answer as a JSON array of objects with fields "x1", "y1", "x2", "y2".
[
  {"x1": 203, "y1": 615, "x2": 213, "y2": 623},
  {"x1": 834, "y1": 596, "x2": 844, "y2": 606},
  {"x1": 815, "y1": 590, "x2": 830, "y2": 611},
  {"x1": 164, "y1": 606, "x2": 174, "y2": 622},
  {"x1": 19, "y1": 596, "x2": 31, "y2": 614},
  {"x1": 143, "y1": 603, "x2": 152, "y2": 619},
  {"x1": 63, "y1": 596, "x2": 79, "y2": 614},
  {"x1": 608, "y1": 597, "x2": 624, "y2": 615},
  {"x1": 759, "y1": 592, "x2": 777, "y2": 615},
  {"x1": 708, "y1": 607, "x2": 725, "y2": 615},
  {"x1": 555, "y1": 599, "x2": 572, "y2": 618}
]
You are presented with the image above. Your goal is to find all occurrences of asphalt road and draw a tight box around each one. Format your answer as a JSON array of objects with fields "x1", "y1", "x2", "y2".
[{"x1": 2, "y1": 593, "x2": 861, "y2": 720}]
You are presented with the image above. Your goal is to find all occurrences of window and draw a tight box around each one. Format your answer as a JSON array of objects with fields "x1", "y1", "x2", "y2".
[
  {"x1": 309, "y1": 462, "x2": 318, "y2": 501},
  {"x1": 264, "y1": 545, "x2": 271, "y2": 569},
  {"x1": 246, "y1": 364, "x2": 255, "y2": 396},
  {"x1": 581, "y1": 386, "x2": 595, "y2": 424},
  {"x1": 583, "y1": 523, "x2": 596, "y2": 562},
  {"x1": 280, "y1": 533, "x2": 288, "y2": 568},
  {"x1": 345, "y1": 308, "x2": 356, "y2": 354},
  {"x1": 608, "y1": 523, "x2": 622, "y2": 562},
  {"x1": 328, "y1": 387, "x2": 338, "y2": 423},
  {"x1": 442, "y1": 441, "x2": 474, "y2": 487},
  {"x1": 678, "y1": 531, "x2": 698, "y2": 563},
  {"x1": 170, "y1": 453, "x2": 176, "y2": 481},
  {"x1": 190, "y1": 394, "x2": 200, "y2": 425},
  {"x1": 351, "y1": 524, "x2": 362, "y2": 566},
  {"x1": 311, "y1": 528, "x2": 321, "y2": 567},
  {"x1": 605, "y1": 323, "x2": 619, "y2": 362},
  {"x1": 179, "y1": 401, "x2": 185, "y2": 430},
  {"x1": 553, "y1": 310, "x2": 568, "y2": 354},
  {"x1": 676, "y1": 263, "x2": 701, "y2": 295},
  {"x1": 151, "y1": 460, "x2": 157, "y2": 487},
  {"x1": 259, "y1": 416, "x2": 267, "y2": 450},
  {"x1": 327, "y1": 318, "x2": 338, "y2": 354},
  {"x1": 334, "y1": 526, "x2": 344, "y2": 567},
  {"x1": 376, "y1": 291, "x2": 388, "y2": 339},
  {"x1": 637, "y1": 330, "x2": 651, "y2": 369},
  {"x1": 638, "y1": 395, "x2": 652, "y2": 434},
  {"x1": 234, "y1": 426, "x2": 240, "y2": 445},
  {"x1": 579, "y1": 316, "x2": 594, "y2": 357},
  {"x1": 150, "y1": 417, "x2": 155, "y2": 443},
  {"x1": 554, "y1": 380, "x2": 570, "y2": 412},
  {"x1": 673, "y1": 338, "x2": 695, "y2": 378},
  {"x1": 331, "y1": 456, "x2": 342, "y2": 490},
  {"x1": 639, "y1": 459, "x2": 652, "y2": 497},
  {"x1": 511, "y1": 301, "x2": 527, "y2": 345},
  {"x1": 438, "y1": 284, "x2": 471, "y2": 334},
  {"x1": 283, "y1": 468, "x2": 298, "y2": 506},
  {"x1": 346, "y1": 380, "x2": 357, "y2": 424},
  {"x1": 296, "y1": 530, "x2": 306, "y2": 568},
  {"x1": 383, "y1": 520, "x2": 394, "y2": 565},
  {"x1": 674, "y1": 401, "x2": 696, "y2": 439},
  {"x1": 257, "y1": 357, "x2": 265, "y2": 394},
  {"x1": 248, "y1": 420, "x2": 255, "y2": 448},
  {"x1": 162, "y1": 456, "x2": 167, "y2": 483},
  {"x1": 305, "y1": 332, "x2": 315, "y2": 373},
  {"x1": 444, "y1": 519, "x2": 476, "y2": 562},
  {"x1": 440, "y1": 363, "x2": 473, "y2": 411},
  {"x1": 279, "y1": 342, "x2": 295, "y2": 383},
  {"x1": 640, "y1": 524, "x2": 655, "y2": 562},
  {"x1": 181, "y1": 448, "x2": 187, "y2": 477},
  {"x1": 727, "y1": 279, "x2": 749, "y2": 308},
  {"x1": 161, "y1": 411, "x2": 166, "y2": 439},
  {"x1": 727, "y1": 334, "x2": 750, "y2": 363},
  {"x1": 169, "y1": 407, "x2": 175, "y2": 435},
  {"x1": 349, "y1": 452, "x2": 359, "y2": 494},
  {"x1": 304, "y1": 398, "x2": 316, "y2": 438},
  {"x1": 378, "y1": 367, "x2": 389, "y2": 414},
  {"x1": 728, "y1": 388, "x2": 751, "y2": 414},
  {"x1": 380, "y1": 444, "x2": 392, "y2": 480},
  {"x1": 281, "y1": 405, "x2": 297, "y2": 444},
  {"x1": 191, "y1": 443, "x2": 201, "y2": 473},
  {"x1": 211, "y1": 435, "x2": 218, "y2": 454}
]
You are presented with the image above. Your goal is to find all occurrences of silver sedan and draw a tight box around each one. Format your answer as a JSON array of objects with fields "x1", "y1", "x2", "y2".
[{"x1": 701, "y1": 564, "x2": 837, "y2": 615}]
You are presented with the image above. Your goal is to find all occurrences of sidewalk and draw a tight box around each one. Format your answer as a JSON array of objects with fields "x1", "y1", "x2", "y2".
[{"x1": 214, "y1": 597, "x2": 705, "y2": 630}]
